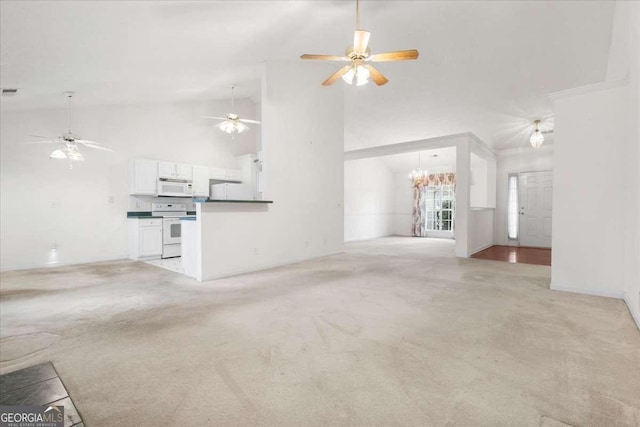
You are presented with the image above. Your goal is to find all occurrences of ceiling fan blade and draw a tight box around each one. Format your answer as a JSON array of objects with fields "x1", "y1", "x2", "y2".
[
  {"x1": 363, "y1": 65, "x2": 388, "y2": 86},
  {"x1": 353, "y1": 30, "x2": 371, "y2": 54},
  {"x1": 322, "y1": 65, "x2": 352, "y2": 86},
  {"x1": 541, "y1": 130, "x2": 554, "y2": 135},
  {"x1": 23, "y1": 140, "x2": 59, "y2": 144},
  {"x1": 76, "y1": 140, "x2": 113, "y2": 152},
  {"x1": 30, "y1": 134, "x2": 59, "y2": 139},
  {"x1": 369, "y1": 49, "x2": 419, "y2": 62},
  {"x1": 201, "y1": 116, "x2": 229, "y2": 120},
  {"x1": 300, "y1": 54, "x2": 347, "y2": 61},
  {"x1": 239, "y1": 119, "x2": 261, "y2": 124}
]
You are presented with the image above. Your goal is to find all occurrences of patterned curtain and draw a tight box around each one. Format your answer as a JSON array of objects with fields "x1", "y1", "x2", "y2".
[
  {"x1": 411, "y1": 186, "x2": 424, "y2": 236},
  {"x1": 411, "y1": 173, "x2": 456, "y2": 237}
]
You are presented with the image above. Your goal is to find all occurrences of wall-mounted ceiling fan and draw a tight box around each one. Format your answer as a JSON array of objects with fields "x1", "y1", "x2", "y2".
[
  {"x1": 24, "y1": 92, "x2": 112, "y2": 168},
  {"x1": 300, "y1": 0, "x2": 419, "y2": 86},
  {"x1": 202, "y1": 86, "x2": 261, "y2": 135}
]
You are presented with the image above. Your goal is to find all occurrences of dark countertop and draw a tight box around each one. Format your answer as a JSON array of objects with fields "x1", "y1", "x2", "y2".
[
  {"x1": 195, "y1": 200, "x2": 274, "y2": 204},
  {"x1": 127, "y1": 211, "x2": 196, "y2": 218}
]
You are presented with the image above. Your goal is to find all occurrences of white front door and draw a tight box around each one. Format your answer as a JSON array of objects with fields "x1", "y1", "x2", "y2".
[{"x1": 519, "y1": 171, "x2": 553, "y2": 248}]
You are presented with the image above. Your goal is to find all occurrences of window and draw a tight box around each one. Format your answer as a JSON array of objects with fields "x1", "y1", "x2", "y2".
[
  {"x1": 507, "y1": 174, "x2": 519, "y2": 240},
  {"x1": 422, "y1": 184, "x2": 455, "y2": 231}
]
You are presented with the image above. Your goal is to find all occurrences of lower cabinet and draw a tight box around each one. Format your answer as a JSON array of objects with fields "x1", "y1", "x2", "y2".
[{"x1": 128, "y1": 218, "x2": 163, "y2": 260}]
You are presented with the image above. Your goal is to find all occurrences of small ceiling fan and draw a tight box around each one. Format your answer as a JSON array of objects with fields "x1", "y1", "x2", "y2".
[
  {"x1": 202, "y1": 85, "x2": 261, "y2": 135},
  {"x1": 25, "y1": 91, "x2": 112, "y2": 168},
  {"x1": 300, "y1": 0, "x2": 419, "y2": 86}
]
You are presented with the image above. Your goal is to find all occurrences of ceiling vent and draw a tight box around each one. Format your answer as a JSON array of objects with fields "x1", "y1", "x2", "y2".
[{"x1": 1, "y1": 88, "x2": 19, "y2": 96}]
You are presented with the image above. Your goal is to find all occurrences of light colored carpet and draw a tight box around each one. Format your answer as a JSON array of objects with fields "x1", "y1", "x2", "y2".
[{"x1": 1, "y1": 237, "x2": 638, "y2": 426}]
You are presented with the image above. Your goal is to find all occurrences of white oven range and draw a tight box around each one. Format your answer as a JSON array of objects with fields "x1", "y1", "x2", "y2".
[{"x1": 151, "y1": 203, "x2": 189, "y2": 259}]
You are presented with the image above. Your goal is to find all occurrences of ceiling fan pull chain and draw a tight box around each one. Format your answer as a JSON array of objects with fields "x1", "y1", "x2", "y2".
[
  {"x1": 231, "y1": 85, "x2": 235, "y2": 114},
  {"x1": 68, "y1": 94, "x2": 72, "y2": 133}
]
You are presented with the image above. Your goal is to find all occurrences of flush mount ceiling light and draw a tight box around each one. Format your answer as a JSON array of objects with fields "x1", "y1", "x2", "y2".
[
  {"x1": 408, "y1": 152, "x2": 428, "y2": 182},
  {"x1": 24, "y1": 91, "x2": 112, "y2": 169},
  {"x1": 203, "y1": 86, "x2": 261, "y2": 135},
  {"x1": 530, "y1": 119, "x2": 544, "y2": 149},
  {"x1": 300, "y1": 0, "x2": 419, "y2": 86}
]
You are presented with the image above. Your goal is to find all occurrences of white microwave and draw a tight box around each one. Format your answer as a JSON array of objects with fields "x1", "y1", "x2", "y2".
[{"x1": 157, "y1": 179, "x2": 193, "y2": 197}]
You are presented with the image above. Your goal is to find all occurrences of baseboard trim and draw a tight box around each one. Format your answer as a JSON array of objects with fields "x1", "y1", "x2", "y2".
[
  {"x1": 624, "y1": 294, "x2": 640, "y2": 331},
  {"x1": 199, "y1": 251, "x2": 345, "y2": 282},
  {"x1": 469, "y1": 243, "x2": 494, "y2": 256},
  {"x1": 1, "y1": 254, "x2": 130, "y2": 272},
  {"x1": 550, "y1": 282, "x2": 625, "y2": 299}
]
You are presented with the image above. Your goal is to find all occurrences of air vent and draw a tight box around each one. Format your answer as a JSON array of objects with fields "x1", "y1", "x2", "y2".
[{"x1": 1, "y1": 88, "x2": 18, "y2": 96}]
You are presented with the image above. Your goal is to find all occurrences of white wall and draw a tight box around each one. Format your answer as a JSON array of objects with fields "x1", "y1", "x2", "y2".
[
  {"x1": 494, "y1": 148, "x2": 554, "y2": 245},
  {"x1": 391, "y1": 172, "x2": 415, "y2": 237},
  {"x1": 551, "y1": 82, "x2": 629, "y2": 299},
  {"x1": 468, "y1": 208, "x2": 495, "y2": 255},
  {"x1": 0, "y1": 99, "x2": 257, "y2": 270},
  {"x1": 622, "y1": 1, "x2": 640, "y2": 327},
  {"x1": 470, "y1": 153, "x2": 488, "y2": 208},
  {"x1": 197, "y1": 61, "x2": 344, "y2": 280},
  {"x1": 344, "y1": 157, "x2": 395, "y2": 242}
]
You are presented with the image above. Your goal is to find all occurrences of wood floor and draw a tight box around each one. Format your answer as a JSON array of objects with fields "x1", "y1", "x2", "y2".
[{"x1": 471, "y1": 245, "x2": 551, "y2": 266}]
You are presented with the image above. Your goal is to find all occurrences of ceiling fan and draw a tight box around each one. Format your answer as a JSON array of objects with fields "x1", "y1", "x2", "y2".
[
  {"x1": 202, "y1": 85, "x2": 261, "y2": 135},
  {"x1": 25, "y1": 91, "x2": 112, "y2": 168},
  {"x1": 300, "y1": 0, "x2": 419, "y2": 86}
]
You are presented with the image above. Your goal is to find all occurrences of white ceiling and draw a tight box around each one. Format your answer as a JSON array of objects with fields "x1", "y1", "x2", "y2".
[{"x1": 0, "y1": 1, "x2": 615, "y2": 150}]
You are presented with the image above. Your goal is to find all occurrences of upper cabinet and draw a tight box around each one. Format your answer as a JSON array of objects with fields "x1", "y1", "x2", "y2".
[
  {"x1": 192, "y1": 165, "x2": 210, "y2": 197},
  {"x1": 129, "y1": 159, "x2": 158, "y2": 195},
  {"x1": 225, "y1": 169, "x2": 243, "y2": 182},
  {"x1": 176, "y1": 163, "x2": 193, "y2": 180},
  {"x1": 158, "y1": 162, "x2": 192, "y2": 180},
  {"x1": 130, "y1": 159, "x2": 243, "y2": 196}
]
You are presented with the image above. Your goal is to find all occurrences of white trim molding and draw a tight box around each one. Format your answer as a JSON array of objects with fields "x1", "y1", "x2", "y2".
[
  {"x1": 550, "y1": 282, "x2": 625, "y2": 300},
  {"x1": 0, "y1": 254, "x2": 130, "y2": 272},
  {"x1": 548, "y1": 78, "x2": 630, "y2": 101},
  {"x1": 344, "y1": 132, "x2": 494, "y2": 161}
]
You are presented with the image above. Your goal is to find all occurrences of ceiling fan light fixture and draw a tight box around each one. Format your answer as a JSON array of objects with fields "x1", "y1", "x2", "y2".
[
  {"x1": 217, "y1": 120, "x2": 248, "y2": 134},
  {"x1": 67, "y1": 148, "x2": 85, "y2": 161},
  {"x1": 342, "y1": 64, "x2": 370, "y2": 86},
  {"x1": 50, "y1": 148, "x2": 67, "y2": 159},
  {"x1": 530, "y1": 120, "x2": 544, "y2": 149}
]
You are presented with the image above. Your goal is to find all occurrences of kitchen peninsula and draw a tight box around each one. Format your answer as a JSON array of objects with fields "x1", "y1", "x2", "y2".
[{"x1": 181, "y1": 199, "x2": 274, "y2": 281}]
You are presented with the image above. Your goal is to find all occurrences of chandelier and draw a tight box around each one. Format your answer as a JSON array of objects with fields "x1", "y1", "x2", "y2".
[
  {"x1": 408, "y1": 152, "x2": 428, "y2": 182},
  {"x1": 530, "y1": 119, "x2": 544, "y2": 148}
]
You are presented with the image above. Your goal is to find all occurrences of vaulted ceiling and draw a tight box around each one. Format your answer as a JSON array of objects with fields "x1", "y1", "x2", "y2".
[{"x1": 0, "y1": 1, "x2": 615, "y2": 150}]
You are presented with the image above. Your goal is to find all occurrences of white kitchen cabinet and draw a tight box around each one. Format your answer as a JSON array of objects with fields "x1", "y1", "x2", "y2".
[
  {"x1": 192, "y1": 165, "x2": 211, "y2": 197},
  {"x1": 225, "y1": 169, "x2": 243, "y2": 182},
  {"x1": 210, "y1": 167, "x2": 226, "y2": 180},
  {"x1": 158, "y1": 162, "x2": 192, "y2": 180},
  {"x1": 129, "y1": 159, "x2": 158, "y2": 195},
  {"x1": 128, "y1": 218, "x2": 162, "y2": 260},
  {"x1": 158, "y1": 161, "x2": 176, "y2": 179},
  {"x1": 176, "y1": 163, "x2": 193, "y2": 180}
]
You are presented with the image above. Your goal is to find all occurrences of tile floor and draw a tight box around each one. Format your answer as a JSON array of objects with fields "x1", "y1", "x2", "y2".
[
  {"x1": 144, "y1": 257, "x2": 182, "y2": 274},
  {"x1": 0, "y1": 362, "x2": 84, "y2": 427}
]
